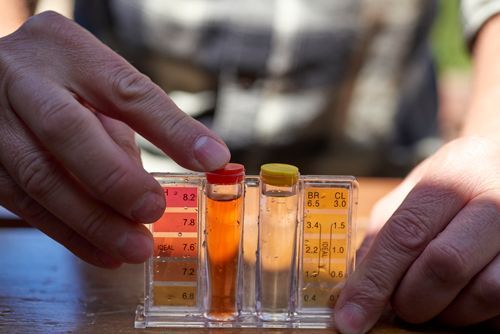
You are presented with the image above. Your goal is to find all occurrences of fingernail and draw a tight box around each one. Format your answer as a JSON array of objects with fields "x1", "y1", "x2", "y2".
[
  {"x1": 131, "y1": 191, "x2": 165, "y2": 223},
  {"x1": 193, "y1": 136, "x2": 231, "y2": 171},
  {"x1": 335, "y1": 303, "x2": 368, "y2": 334},
  {"x1": 119, "y1": 232, "x2": 153, "y2": 263}
]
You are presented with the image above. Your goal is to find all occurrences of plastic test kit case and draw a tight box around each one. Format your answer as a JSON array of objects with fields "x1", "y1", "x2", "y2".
[{"x1": 135, "y1": 163, "x2": 358, "y2": 329}]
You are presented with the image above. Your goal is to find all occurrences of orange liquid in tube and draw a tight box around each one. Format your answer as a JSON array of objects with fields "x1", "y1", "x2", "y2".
[
  {"x1": 206, "y1": 195, "x2": 242, "y2": 319},
  {"x1": 205, "y1": 163, "x2": 245, "y2": 321}
]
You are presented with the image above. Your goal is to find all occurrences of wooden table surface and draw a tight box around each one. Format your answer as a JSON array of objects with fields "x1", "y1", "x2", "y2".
[{"x1": 0, "y1": 178, "x2": 475, "y2": 333}]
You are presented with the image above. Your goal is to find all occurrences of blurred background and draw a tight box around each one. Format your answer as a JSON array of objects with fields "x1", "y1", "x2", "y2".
[
  {"x1": 0, "y1": 4, "x2": 476, "y2": 331},
  {"x1": 0, "y1": 0, "x2": 471, "y2": 209}
]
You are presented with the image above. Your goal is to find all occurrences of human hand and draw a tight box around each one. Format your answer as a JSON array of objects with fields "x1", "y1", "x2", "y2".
[
  {"x1": 334, "y1": 136, "x2": 500, "y2": 333},
  {"x1": 0, "y1": 12, "x2": 230, "y2": 268}
]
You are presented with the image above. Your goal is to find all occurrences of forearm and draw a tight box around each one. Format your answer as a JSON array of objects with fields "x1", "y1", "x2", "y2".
[{"x1": 462, "y1": 14, "x2": 500, "y2": 143}]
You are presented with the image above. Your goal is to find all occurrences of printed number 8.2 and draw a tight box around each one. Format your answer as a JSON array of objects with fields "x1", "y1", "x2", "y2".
[{"x1": 183, "y1": 193, "x2": 196, "y2": 201}]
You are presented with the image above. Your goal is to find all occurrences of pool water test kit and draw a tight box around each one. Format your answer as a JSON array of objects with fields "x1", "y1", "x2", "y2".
[{"x1": 135, "y1": 163, "x2": 358, "y2": 329}]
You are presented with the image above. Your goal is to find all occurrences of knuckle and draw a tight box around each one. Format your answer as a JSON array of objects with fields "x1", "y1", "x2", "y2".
[
  {"x1": 0, "y1": 39, "x2": 30, "y2": 96},
  {"x1": 384, "y1": 207, "x2": 432, "y2": 253},
  {"x1": 94, "y1": 164, "x2": 131, "y2": 198},
  {"x1": 473, "y1": 200, "x2": 500, "y2": 224},
  {"x1": 19, "y1": 11, "x2": 67, "y2": 37},
  {"x1": 0, "y1": 167, "x2": 15, "y2": 191},
  {"x1": 16, "y1": 12, "x2": 87, "y2": 65},
  {"x1": 13, "y1": 191, "x2": 45, "y2": 220},
  {"x1": 0, "y1": 170, "x2": 44, "y2": 219},
  {"x1": 362, "y1": 267, "x2": 393, "y2": 301},
  {"x1": 348, "y1": 265, "x2": 393, "y2": 310},
  {"x1": 110, "y1": 66, "x2": 156, "y2": 107},
  {"x1": 157, "y1": 108, "x2": 190, "y2": 139},
  {"x1": 37, "y1": 98, "x2": 87, "y2": 144},
  {"x1": 422, "y1": 242, "x2": 469, "y2": 285},
  {"x1": 15, "y1": 150, "x2": 60, "y2": 200},
  {"x1": 79, "y1": 207, "x2": 109, "y2": 241},
  {"x1": 473, "y1": 272, "x2": 500, "y2": 307}
]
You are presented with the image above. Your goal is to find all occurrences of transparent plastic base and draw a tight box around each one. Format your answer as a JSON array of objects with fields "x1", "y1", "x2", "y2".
[{"x1": 135, "y1": 304, "x2": 334, "y2": 329}]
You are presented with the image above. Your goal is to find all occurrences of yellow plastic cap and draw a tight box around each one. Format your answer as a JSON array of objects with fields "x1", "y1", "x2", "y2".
[{"x1": 260, "y1": 163, "x2": 299, "y2": 187}]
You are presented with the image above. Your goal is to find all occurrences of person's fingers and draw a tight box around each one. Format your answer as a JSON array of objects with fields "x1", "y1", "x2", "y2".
[
  {"x1": 0, "y1": 164, "x2": 122, "y2": 268},
  {"x1": 78, "y1": 98, "x2": 142, "y2": 166},
  {"x1": 73, "y1": 60, "x2": 230, "y2": 171},
  {"x1": 438, "y1": 253, "x2": 500, "y2": 326},
  {"x1": 0, "y1": 108, "x2": 153, "y2": 263},
  {"x1": 392, "y1": 194, "x2": 500, "y2": 323},
  {"x1": 356, "y1": 160, "x2": 430, "y2": 279},
  {"x1": 334, "y1": 137, "x2": 500, "y2": 334},
  {"x1": 334, "y1": 181, "x2": 467, "y2": 333},
  {"x1": 7, "y1": 77, "x2": 164, "y2": 223},
  {"x1": 13, "y1": 11, "x2": 230, "y2": 172},
  {"x1": 95, "y1": 113, "x2": 142, "y2": 166}
]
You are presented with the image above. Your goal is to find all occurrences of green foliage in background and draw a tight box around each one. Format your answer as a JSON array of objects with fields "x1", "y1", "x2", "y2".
[{"x1": 431, "y1": 0, "x2": 471, "y2": 72}]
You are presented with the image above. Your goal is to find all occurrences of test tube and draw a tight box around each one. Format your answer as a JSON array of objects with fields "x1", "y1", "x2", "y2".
[
  {"x1": 257, "y1": 163, "x2": 300, "y2": 321},
  {"x1": 204, "y1": 163, "x2": 245, "y2": 321}
]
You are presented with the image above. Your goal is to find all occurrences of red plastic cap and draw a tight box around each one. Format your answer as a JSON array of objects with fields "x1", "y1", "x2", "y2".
[{"x1": 206, "y1": 163, "x2": 245, "y2": 184}]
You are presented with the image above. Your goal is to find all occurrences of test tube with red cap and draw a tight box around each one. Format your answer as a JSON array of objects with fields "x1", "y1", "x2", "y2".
[{"x1": 204, "y1": 163, "x2": 245, "y2": 321}]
